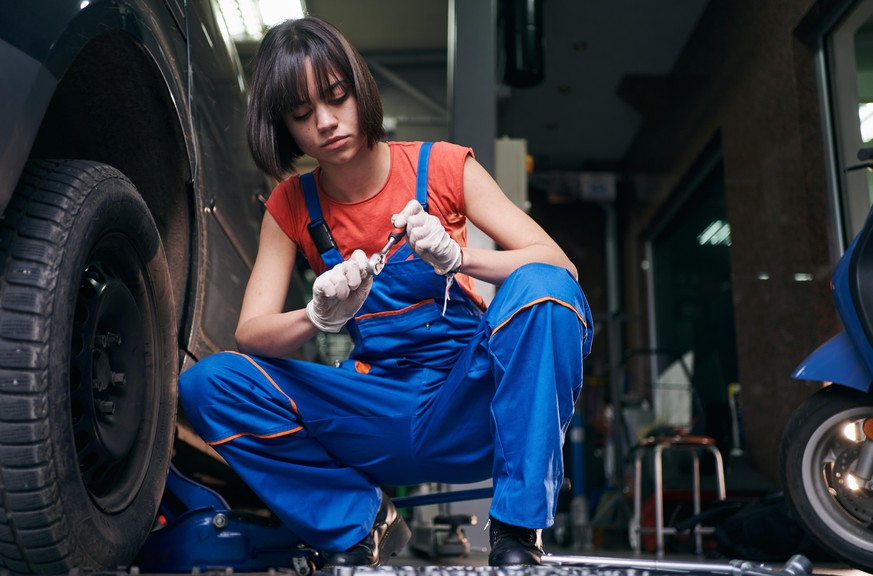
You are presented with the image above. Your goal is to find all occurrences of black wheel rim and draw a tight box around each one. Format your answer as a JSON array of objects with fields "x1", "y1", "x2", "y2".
[{"x1": 70, "y1": 233, "x2": 157, "y2": 513}]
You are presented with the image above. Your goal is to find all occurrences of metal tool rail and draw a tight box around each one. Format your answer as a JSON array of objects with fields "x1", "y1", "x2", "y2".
[{"x1": 541, "y1": 553, "x2": 813, "y2": 576}]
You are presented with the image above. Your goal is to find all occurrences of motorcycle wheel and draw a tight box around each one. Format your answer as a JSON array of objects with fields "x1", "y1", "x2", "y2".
[
  {"x1": 0, "y1": 160, "x2": 177, "y2": 573},
  {"x1": 780, "y1": 385, "x2": 873, "y2": 571}
]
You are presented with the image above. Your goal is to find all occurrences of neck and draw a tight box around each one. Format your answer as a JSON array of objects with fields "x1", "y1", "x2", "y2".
[{"x1": 318, "y1": 142, "x2": 390, "y2": 202}]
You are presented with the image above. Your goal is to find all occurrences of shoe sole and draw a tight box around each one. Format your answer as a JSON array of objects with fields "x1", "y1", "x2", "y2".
[{"x1": 380, "y1": 514, "x2": 412, "y2": 558}]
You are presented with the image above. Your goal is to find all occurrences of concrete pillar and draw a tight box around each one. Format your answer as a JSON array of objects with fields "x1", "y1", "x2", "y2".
[{"x1": 448, "y1": 0, "x2": 496, "y2": 173}]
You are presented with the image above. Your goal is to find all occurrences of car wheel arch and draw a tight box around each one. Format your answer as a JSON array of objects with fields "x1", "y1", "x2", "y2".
[{"x1": 30, "y1": 30, "x2": 199, "y2": 342}]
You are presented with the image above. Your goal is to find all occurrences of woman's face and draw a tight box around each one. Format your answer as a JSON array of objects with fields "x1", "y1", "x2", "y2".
[{"x1": 283, "y1": 60, "x2": 365, "y2": 167}]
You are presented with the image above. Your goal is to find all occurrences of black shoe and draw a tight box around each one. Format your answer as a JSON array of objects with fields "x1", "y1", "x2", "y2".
[
  {"x1": 487, "y1": 516, "x2": 543, "y2": 566},
  {"x1": 324, "y1": 492, "x2": 411, "y2": 567}
]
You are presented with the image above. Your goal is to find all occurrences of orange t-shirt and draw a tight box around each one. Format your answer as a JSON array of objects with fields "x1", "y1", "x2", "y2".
[{"x1": 265, "y1": 141, "x2": 486, "y2": 310}]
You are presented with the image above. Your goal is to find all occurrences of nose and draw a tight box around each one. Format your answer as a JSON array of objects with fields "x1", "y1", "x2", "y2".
[{"x1": 314, "y1": 104, "x2": 338, "y2": 132}]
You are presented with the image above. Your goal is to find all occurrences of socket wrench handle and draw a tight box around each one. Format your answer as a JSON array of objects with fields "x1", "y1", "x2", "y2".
[
  {"x1": 730, "y1": 555, "x2": 813, "y2": 576},
  {"x1": 782, "y1": 555, "x2": 814, "y2": 576},
  {"x1": 366, "y1": 228, "x2": 406, "y2": 276}
]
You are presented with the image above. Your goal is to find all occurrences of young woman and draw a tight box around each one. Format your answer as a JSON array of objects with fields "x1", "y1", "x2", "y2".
[{"x1": 179, "y1": 16, "x2": 593, "y2": 568}]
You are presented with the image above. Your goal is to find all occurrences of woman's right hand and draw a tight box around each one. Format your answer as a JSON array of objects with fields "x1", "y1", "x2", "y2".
[{"x1": 305, "y1": 249, "x2": 373, "y2": 332}]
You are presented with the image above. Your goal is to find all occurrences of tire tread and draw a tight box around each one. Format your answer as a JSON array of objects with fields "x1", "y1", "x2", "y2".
[{"x1": 0, "y1": 160, "x2": 102, "y2": 572}]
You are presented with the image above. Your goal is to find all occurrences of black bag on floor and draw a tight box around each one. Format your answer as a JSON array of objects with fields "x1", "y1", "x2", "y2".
[{"x1": 713, "y1": 492, "x2": 832, "y2": 561}]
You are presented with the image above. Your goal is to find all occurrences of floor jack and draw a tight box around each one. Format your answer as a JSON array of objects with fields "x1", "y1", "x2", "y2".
[
  {"x1": 134, "y1": 467, "x2": 485, "y2": 573},
  {"x1": 133, "y1": 464, "x2": 320, "y2": 574}
]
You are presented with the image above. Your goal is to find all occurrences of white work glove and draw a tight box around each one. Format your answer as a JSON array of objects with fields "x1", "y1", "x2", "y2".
[
  {"x1": 305, "y1": 249, "x2": 373, "y2": 333},
  {"x1": 391, "y1": 199, "x2": 462, "y2": 275}
]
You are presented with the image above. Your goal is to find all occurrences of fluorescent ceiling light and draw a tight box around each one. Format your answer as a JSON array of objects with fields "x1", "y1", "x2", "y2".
[
  {"x1": 861, "y1": 103, "x2": 873, "y2": 143},
  {"x1": 217, "y1": 0, "x2": 307, "y2": 41},
  {"x1": 260, "y1": 0, "x2": 306, "y2": 26},
  {"x1": 697, "y1": 219, "x2": 731, "y2": 247}
]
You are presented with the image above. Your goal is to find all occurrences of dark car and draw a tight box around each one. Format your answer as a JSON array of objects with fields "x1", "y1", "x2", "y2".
[{"x1": 0, "y1": 1, "x2": 270, "y2": 571}]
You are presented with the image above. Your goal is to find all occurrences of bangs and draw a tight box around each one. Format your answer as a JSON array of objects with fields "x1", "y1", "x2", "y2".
[
  {"x1": 267, "y1": 32, "x2": 354, "y2": 119},
  {"x1": 246, "y1": 17, "x2": 385, "y2": 180}
]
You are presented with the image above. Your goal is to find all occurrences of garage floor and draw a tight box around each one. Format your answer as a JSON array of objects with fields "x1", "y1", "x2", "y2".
[
  {"x1": 376, "y1": 548, "x2": 866, "y2": 576},
  {"x1": 149, "y1": 451, "x2": 863, "y2": 576}
]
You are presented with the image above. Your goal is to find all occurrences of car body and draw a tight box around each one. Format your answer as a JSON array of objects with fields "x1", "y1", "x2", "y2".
[{"x1": 0, "y1": 0, "x2": 269, "y2": 571}]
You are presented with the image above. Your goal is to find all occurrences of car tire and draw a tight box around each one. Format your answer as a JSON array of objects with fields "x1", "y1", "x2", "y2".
[{"x1": 0, "y1": 160, "x2": 177, "y2": 573}]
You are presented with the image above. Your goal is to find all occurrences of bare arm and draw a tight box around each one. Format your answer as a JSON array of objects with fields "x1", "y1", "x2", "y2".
[
  {"x1": 460, "y1": 156, "x2": 577, "y2": 283},
  {"x1": 235, "y1": 211, "x2": 319, "y2": 357}
]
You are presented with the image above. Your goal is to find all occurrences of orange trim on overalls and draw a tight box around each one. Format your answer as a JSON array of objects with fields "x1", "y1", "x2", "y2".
[
  {"x1": 355, "y1": 361, "x2": 371, "y2": 374},
  {"x1": 209, "y1": 427, "x2": 304, "y2": 446},
  {"x1": 490, "y1": 297, "x2": 588, "y2": 337},
  {"x1": 354, "y1": 298, "x2": 436, "y2": 321},
  {"x1": 206, "y1": 351, "x2": 304, "y2": 446}
]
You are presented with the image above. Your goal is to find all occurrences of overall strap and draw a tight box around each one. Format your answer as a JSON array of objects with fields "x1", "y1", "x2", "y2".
[
  {"x1": 301, "y1": 142, "x2": 434, "y2": 270},
  {"x1": 385, "y1": 141, "x2": 433, "y2": 263},
  {"x1": 301, "y1": 171, "x2": 343, "y2": 268},
  {"x1": 416, "y1": 141, "x2": 433, "y2": 211}
]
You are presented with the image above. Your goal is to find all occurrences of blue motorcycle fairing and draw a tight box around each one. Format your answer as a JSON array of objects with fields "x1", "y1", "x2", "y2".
[
  {"x1": 833, "y1": 231, "x2": 873, "y2": 379},
  {"x1": 792, "y1": 330, "x2": 873, "y2": 392}
]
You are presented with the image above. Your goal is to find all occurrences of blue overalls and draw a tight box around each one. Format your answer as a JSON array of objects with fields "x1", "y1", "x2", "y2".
[{"x1": 178, "y1": 143, "x2": 594, "y2": 553}]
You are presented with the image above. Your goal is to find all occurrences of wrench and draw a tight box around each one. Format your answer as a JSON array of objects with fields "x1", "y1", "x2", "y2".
[{"x1": 366, "y1": 228, "x2": 406, "y2": 276}]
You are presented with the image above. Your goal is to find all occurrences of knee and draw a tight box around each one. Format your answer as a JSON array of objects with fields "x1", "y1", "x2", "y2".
[
  {"x1": 494, "y1": 263, "x2": 586, "y2": 315},
  {"x1": 503, "y1": 263, "x2": 580, "y2": 298},
  {"x1": 508, "y1": 262, "x2": 572, "y2": 283},
  {"x1": 178, "y1": 351, "x2": 241, "y2": 415},
  {"x1": 496, "y1": 263, "x2": 594, "y2": 355}
]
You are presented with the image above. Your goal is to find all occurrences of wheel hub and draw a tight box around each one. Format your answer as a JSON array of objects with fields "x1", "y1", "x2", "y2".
[
  {"x1": 832, "y1": 443, "x2": 873, "y2": 524},
  {"x1": 71, "y1": 261, "x2": 146, "y2": 499}
]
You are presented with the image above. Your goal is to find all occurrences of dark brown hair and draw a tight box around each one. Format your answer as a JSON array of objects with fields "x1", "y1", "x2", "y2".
[{"x1": 246, "y1": 17, "x2": 385, "y2": 180}]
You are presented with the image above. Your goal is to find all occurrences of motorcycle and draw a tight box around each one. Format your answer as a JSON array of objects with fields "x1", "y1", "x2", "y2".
[{"x1": 780, "y1": 154, "x2": 873, "y2": 572}]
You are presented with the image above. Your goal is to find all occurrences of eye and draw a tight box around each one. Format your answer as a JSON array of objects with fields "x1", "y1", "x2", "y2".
[
  {"x1": 324, "y1": 80, "x2": 350, "y2": 105},
  {"x1": 328, "y1": 92, "x2": 349, "y2": 106},
  {"x1": 289, "y1": 106, "x2": 312, "y2": 121}
]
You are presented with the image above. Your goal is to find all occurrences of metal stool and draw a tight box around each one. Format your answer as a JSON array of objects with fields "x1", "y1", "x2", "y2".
[{"x1": 630, "y1": 435, "x2": 726, "y2": 557}]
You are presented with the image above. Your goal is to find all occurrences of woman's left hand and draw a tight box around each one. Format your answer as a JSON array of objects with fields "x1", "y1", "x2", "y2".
[
  {"x1": 392, "y1": 199, "x2": 462, "y2": 275},
  {"x1": 305, "y1": 249, "x2": 373, "y2": 332}
]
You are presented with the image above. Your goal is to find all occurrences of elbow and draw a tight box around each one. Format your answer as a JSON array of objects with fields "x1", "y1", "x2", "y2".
[
  {"x1": 566, "y1": 262, "x2": 578, "y2": 280},
  {"x1": 559, "y1": 258, "x2": 578, "y2": 280},
  {"x1": 234, "y1": 326, "x2": 252, "y2": 354},
  {"x1": 553, "y1": 250, "x2": 577, "y2": 279},
  {"x1": 234, "y1": 336, "x2": 248, "y2": 354}
]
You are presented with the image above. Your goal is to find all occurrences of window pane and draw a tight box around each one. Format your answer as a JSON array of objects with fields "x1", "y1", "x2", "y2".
[
  {"x1": 828, "y1": 0, "x2": 873, "y2": 237},
  {"x1": 650, "y1": 159, "x2": 738, "y2": 441}
]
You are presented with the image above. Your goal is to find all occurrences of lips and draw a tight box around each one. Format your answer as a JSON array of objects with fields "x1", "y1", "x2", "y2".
[{"x1": 322, "y1": 135, "x2": 349, "y2": 150}]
